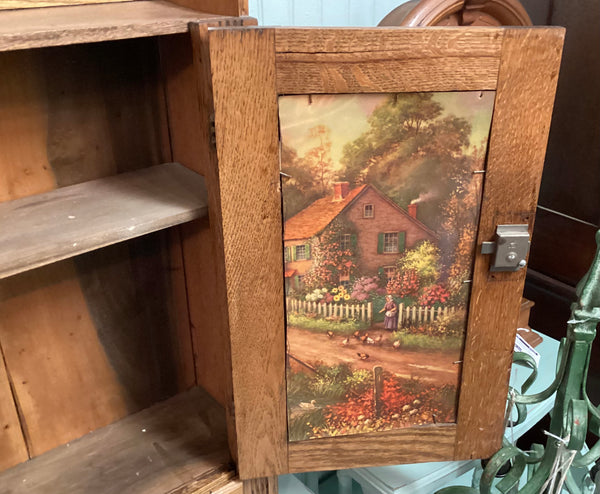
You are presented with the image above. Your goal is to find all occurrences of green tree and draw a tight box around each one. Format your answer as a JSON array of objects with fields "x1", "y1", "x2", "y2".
[
  {"x1": 281, "y1": 144, "x2": 321, "y2": 219},
  {"x1": 305, "y1": 125, "x2": 335, "y2": 195},
  {"x1": 396, "y1": 241, "x2": 441, "y2": 287}
]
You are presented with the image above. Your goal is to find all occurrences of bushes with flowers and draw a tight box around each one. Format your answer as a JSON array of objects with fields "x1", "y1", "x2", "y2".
[
  {"x1": 351, "y1": 276, "x2": 385, "y2": 301},
  {"x1": 287, "y1": 313, "x2": 368, "y2": 334},
  {"x1": 418, "y1": 284, "x2": 450, "y2": 306},
  {"x1": 302, "y1": 219, "x2": 359, "y2": 291},
  {"x1": 287, "y1": 366, "x2": 458, "y2": 440}
]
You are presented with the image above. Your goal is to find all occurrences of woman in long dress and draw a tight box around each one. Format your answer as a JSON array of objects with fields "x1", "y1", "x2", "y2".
[{"x1": 380, "y1": 295, "x2": 398, "y2": 330}]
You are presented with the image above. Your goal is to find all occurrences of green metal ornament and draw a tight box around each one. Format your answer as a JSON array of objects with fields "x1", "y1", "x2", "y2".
[{"x1": 437, "y1": 230, "x2": 600, "y2": 494}]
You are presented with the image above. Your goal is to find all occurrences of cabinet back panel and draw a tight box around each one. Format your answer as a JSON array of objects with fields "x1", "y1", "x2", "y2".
[{"x1": 0, "y1": 38, "x2": 194, "y2": 463}]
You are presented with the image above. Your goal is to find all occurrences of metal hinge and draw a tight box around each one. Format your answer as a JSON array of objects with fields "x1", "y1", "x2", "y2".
[
  {"x1": 481, "y1": 224, "x2": 531, "y2": 272},
  {"x1": 209, "y1": 114, "x2": 216, "y2": 147}
]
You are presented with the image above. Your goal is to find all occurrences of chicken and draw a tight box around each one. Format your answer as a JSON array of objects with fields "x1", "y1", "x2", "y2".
[
  {"x1": 365, "y1": 337, "x2": 375, "y2": 345},
  {"x1": 326, "y1": 330, "x2": 334, "y2": 338},
  {"x1": 341, "y1": 338, "x2": 349, "y2": 346},
  {"x1": 357, "y1": 352, "x2": 369, "y2": 360},
  {"x1": 393, "y1": 340, "x2": 401, "y2": 349},
  {"x1": 374, "y1": 335, "x2": 383, "y2": 344},
  {"x1": 353, "y1": 330, "x2": 360, "y2": 339}
]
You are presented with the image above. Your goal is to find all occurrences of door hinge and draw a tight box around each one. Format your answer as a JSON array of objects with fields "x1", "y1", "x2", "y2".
[{"x1": 209, "y1": 114, "x2": 216, "y2": 147}]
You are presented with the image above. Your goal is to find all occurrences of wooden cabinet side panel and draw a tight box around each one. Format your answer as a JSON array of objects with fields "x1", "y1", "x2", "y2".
[
  {"x1": 159, "y1": 32, "x2": 232, "y2": 407},
  {"x1": 454, "y1": 27, "x2": 564, "y2": 460},
  {"x1": 208, "y1": 28, "x2": 288, "y2": 479}
]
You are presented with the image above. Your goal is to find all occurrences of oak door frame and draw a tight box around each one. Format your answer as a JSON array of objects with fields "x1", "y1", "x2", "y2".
[{"x1": 201, "y1": 25, "x2": 564, "y2": 479}]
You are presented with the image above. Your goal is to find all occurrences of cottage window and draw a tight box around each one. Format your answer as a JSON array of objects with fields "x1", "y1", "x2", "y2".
[
  {"x1": 295, "y1": 244, "x2": 308, "y2": 260},
  {"x1": 339, "y1": 271, "x2": 351, "y2": 289},
  {"x1": 284, "y1": 246, "x2": 291, "y2": 262},
  {"x1": 383, "y1": 233, "x2": 399, "y2": 253},
  {"x1": 363, "y1": 204, "x2": 374, "y2": 218},
  {"x1": 378, "y1": 232, "x2": 405, "y2": 254},
  {"x1": 340, "y1": 233, "x2": 352, "y2": 250},
  {"x1": 383, "y1": 266, "x2": 396, "y2": 280}
]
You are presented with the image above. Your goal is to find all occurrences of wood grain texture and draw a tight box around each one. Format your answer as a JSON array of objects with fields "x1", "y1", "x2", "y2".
[
  {"x1": 0, "y1": 1, "x2": 247, "y2": 52},
  {"x1": 0, "y1": 345, "x2": 28, "y2": 470},
  {"x1": 208, "y1": 27, "x2": 288, "y2": 479},
  {"x1": 0, "y1": 0, "x2": 132, "y2": 10},
  {"x1": 454, "y1": 26, "x2": 564, "y2": 460},
  {"x1": 288, "y1": 425, "x2": 456, "y2": 472},
  {"x1": 276, "y1": 57, "x2": 499, "y2": 93},
  {"x1": 0, "y1": 261, "x2": 130, "y2": 457},
  {"x1": 275, "y1": 27, "x2": 504, "y2": 56},
  {"x1": 166, "y1": 0, "x2": 247, "y2": 16},
  {"x1": 0, "y1": 387, "x2": 233, "y2": 494},
  {"x1": 274, "y1": 28, "x2": 502, "y2": 93},
  {"x1": 0, "y1": 163, "x2": 208, "y2": 279},
  {"x1": 243, "y1": 477, "x2": 278, "y2": 494}
]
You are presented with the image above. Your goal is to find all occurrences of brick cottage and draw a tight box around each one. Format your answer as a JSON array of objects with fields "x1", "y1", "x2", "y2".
[{"x1": 283, "y1": 182, "x2": 437, "y2": 290}]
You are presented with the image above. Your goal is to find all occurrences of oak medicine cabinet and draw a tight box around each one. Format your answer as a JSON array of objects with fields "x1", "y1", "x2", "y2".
[{"x1": 0, "y1": 3, "x2": 563, "y2": 493}]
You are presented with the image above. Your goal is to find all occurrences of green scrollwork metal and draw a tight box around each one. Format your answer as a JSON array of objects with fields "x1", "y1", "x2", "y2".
[{"x1": 437, "y1": 230, "x2": 600, "y2": 493}]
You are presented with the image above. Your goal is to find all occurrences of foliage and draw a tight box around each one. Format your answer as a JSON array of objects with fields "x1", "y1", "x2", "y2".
[
  {"x1": 431, "y1": 308, "x2": 467, "y2": 337},
  {"x1": 418, "y1": 284, "x2": 451, "y2": 306},
  {"x1": 303, "y1": 219, "x2": 358, "y2": 290},
  {"x1": 351, "y1": 276, "x2": 383, "y2": 301},
  {"x1": 386, "y1": 269, "x2": 420, "y2": 298},
  {"x1": 396, "y1": 241, "x2": 441, "y2": 287},
  {"x1": 280, "y1": 144, "x2": 322, "y2": 219},
  {"x1": 344, "y1": 369, "x2": 373, "y2": 396},
  {"x1": 390, "y1": 331, "x2": 464, "y2": 351},
  {"x1": 287, "y1": 313, "x2": 368, "y2": 334},
  {"x1": 308, "y1": 374, "x2": 458, "y2": 438},
  {"x1": 305, "y1": 125, "x2": 335, "y2": 196}
]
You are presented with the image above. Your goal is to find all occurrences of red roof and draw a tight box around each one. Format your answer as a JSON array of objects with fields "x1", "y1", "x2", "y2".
[{"x1": 284, "y1": 185, "x2": 367, "y2": 241}]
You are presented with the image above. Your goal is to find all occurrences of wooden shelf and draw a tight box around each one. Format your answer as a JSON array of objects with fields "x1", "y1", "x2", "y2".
[
  {"x1": 0, "y1": 0, "x2": 240, "y2": 51},
  {"x1": 0, "y1": 162, "x2": 207, "y2": 279},
  {"x1": 0, "y1": 387, "x2": 238, "y2": 494}
]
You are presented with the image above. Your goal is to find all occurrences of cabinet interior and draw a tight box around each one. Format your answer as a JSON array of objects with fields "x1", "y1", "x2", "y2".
[{"x1": 0, "y1": 26, "x2": 233, "y2": 493}]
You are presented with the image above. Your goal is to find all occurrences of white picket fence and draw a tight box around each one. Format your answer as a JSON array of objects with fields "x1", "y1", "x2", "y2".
[
  {"x1": 286, "y1": 297, "x2": 373, "y2": 323},
  {"x1": 397, "y1": 303, "x2": 456, "y2": 327},
  {"x1": 286, "y1": 297, "x2": 456, "y2": 328}
]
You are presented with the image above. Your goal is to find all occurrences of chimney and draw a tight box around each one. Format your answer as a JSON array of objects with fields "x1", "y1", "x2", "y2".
[
  {"x1": 333, "y1": 182, "x2": 350, "y2": 201},
  {"x1": 408, "y1": 203, "x2": 418, "y2": 219}
]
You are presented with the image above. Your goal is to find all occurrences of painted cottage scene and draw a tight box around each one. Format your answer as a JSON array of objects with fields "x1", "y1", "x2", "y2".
[{"x1": 279, "y1": 92, "x2": 495, "y2": 441}]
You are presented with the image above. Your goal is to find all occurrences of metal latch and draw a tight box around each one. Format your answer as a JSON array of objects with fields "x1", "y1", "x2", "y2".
[{"x1": 481, "y1": 224, "x2": 531, "y2": 272}]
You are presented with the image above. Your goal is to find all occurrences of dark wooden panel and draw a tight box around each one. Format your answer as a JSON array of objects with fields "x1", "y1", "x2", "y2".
[
  {"x1": 538, "y1": 0, "x2": 600, "y2": 225},
  {"x1": 528, "y1": 207, "x2": 598, "y2": 286}
]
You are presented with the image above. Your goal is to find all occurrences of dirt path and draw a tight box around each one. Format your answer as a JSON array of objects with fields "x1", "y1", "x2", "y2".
[{"x1": 288, "y1": 326, "x2": 461, "y2": 386}]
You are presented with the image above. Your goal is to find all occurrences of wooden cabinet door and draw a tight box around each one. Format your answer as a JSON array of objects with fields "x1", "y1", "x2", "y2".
[{"x1": 198, "y1": 25, "x2": 564, "y2": 479}]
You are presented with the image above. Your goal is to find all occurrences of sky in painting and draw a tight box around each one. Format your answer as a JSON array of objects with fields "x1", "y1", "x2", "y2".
[{"x1": 278, "y1": 91, "x2": 495, "y2": 170}]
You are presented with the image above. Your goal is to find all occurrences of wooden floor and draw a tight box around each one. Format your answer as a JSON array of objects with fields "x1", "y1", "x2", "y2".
[{"x1": 0, "y1": 387, "x2": 236, "y2": 494}]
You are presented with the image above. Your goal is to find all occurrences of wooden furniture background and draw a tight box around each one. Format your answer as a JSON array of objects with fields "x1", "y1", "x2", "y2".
[
  {"x1": 207, "y1": 25, "x2": 564, "y2": 479},
  {"x1": 0, "y1": 1, "x2": 263, "y2": 493}
]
